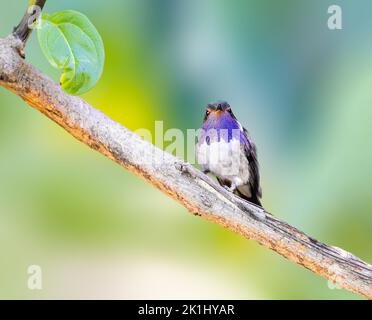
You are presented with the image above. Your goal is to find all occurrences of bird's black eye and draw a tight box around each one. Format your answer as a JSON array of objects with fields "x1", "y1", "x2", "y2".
[{"x1": 205, "y1": 109, "x2": 211, "y2": 116}]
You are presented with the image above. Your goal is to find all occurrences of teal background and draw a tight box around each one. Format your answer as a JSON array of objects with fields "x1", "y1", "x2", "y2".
[{"x1": 0, "y1": 0, "x2": 371, "y2": 299}]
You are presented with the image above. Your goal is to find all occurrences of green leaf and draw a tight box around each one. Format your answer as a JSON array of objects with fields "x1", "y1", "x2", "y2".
[{"x1": 37, "y1": 10, "x2": 105, "y2": 95}]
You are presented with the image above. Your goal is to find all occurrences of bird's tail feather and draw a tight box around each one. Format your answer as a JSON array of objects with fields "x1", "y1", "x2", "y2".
[
  {"x1": 216, "y1": 177, "x2": 262, "y2": 207},
  {"x1": 235, "y1": 189, "x2": 262, "y2": 207}
]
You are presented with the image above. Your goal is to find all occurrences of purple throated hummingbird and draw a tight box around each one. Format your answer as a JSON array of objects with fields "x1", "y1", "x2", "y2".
[{"x1": 196, "y1": 101, "x2": 262, "y2": 206}]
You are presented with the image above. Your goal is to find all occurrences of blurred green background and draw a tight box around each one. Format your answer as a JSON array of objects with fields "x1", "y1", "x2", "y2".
[{"x1": 1, "y1": 0, "x2": 371, "y2": 299}]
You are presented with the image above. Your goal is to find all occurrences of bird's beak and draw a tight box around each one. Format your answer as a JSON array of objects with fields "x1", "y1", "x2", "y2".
[{"x1": 214, "y1": 109, "x2": 224, "y2": 116}]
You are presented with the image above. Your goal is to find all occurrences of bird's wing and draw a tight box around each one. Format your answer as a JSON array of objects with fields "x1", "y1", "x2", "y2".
[{"x1": 242, "y1": 127, "x2": 262, "y2": 200}]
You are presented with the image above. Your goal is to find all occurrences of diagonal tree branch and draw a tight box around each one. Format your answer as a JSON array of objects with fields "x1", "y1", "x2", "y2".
[{"x1": 1, "y1": 12, "x2": 372, "y2": 299}]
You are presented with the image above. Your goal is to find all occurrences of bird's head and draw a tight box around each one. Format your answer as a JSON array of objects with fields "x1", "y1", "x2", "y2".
[
  {"x1": 203, "y1": 100, "x2": 239, "y2": 126},
  {"x1": 204, "y1": 101, "x2": 232, "y2": 121}
]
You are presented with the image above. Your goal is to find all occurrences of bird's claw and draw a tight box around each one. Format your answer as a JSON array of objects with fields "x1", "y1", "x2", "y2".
[{"x1": 224, "y1": 184, "x2": 236, "y2": 193}]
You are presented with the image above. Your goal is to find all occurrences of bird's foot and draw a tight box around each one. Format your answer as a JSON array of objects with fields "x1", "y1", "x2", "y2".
[
  {"x1": 224, "y1": 184, "x2": 237, "y2": 193},
  {"x1": 202, "y1": 169, "x2": 210, "y2": 175}
]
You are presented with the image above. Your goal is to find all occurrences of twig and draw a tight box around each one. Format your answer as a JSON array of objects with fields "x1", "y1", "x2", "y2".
[{"x1": 13, "y1": 0, "x2": 47, "y2": 45}]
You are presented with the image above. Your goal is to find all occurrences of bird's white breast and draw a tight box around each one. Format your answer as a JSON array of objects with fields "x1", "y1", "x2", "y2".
[{"x1": 196, "y1": 138, "x2": 250, "y2": 186}]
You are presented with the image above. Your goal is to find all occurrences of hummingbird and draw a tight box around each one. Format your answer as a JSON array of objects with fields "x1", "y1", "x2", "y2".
[{"x1": 196, "y1": 101, "x2": 262, "y2": 206}]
